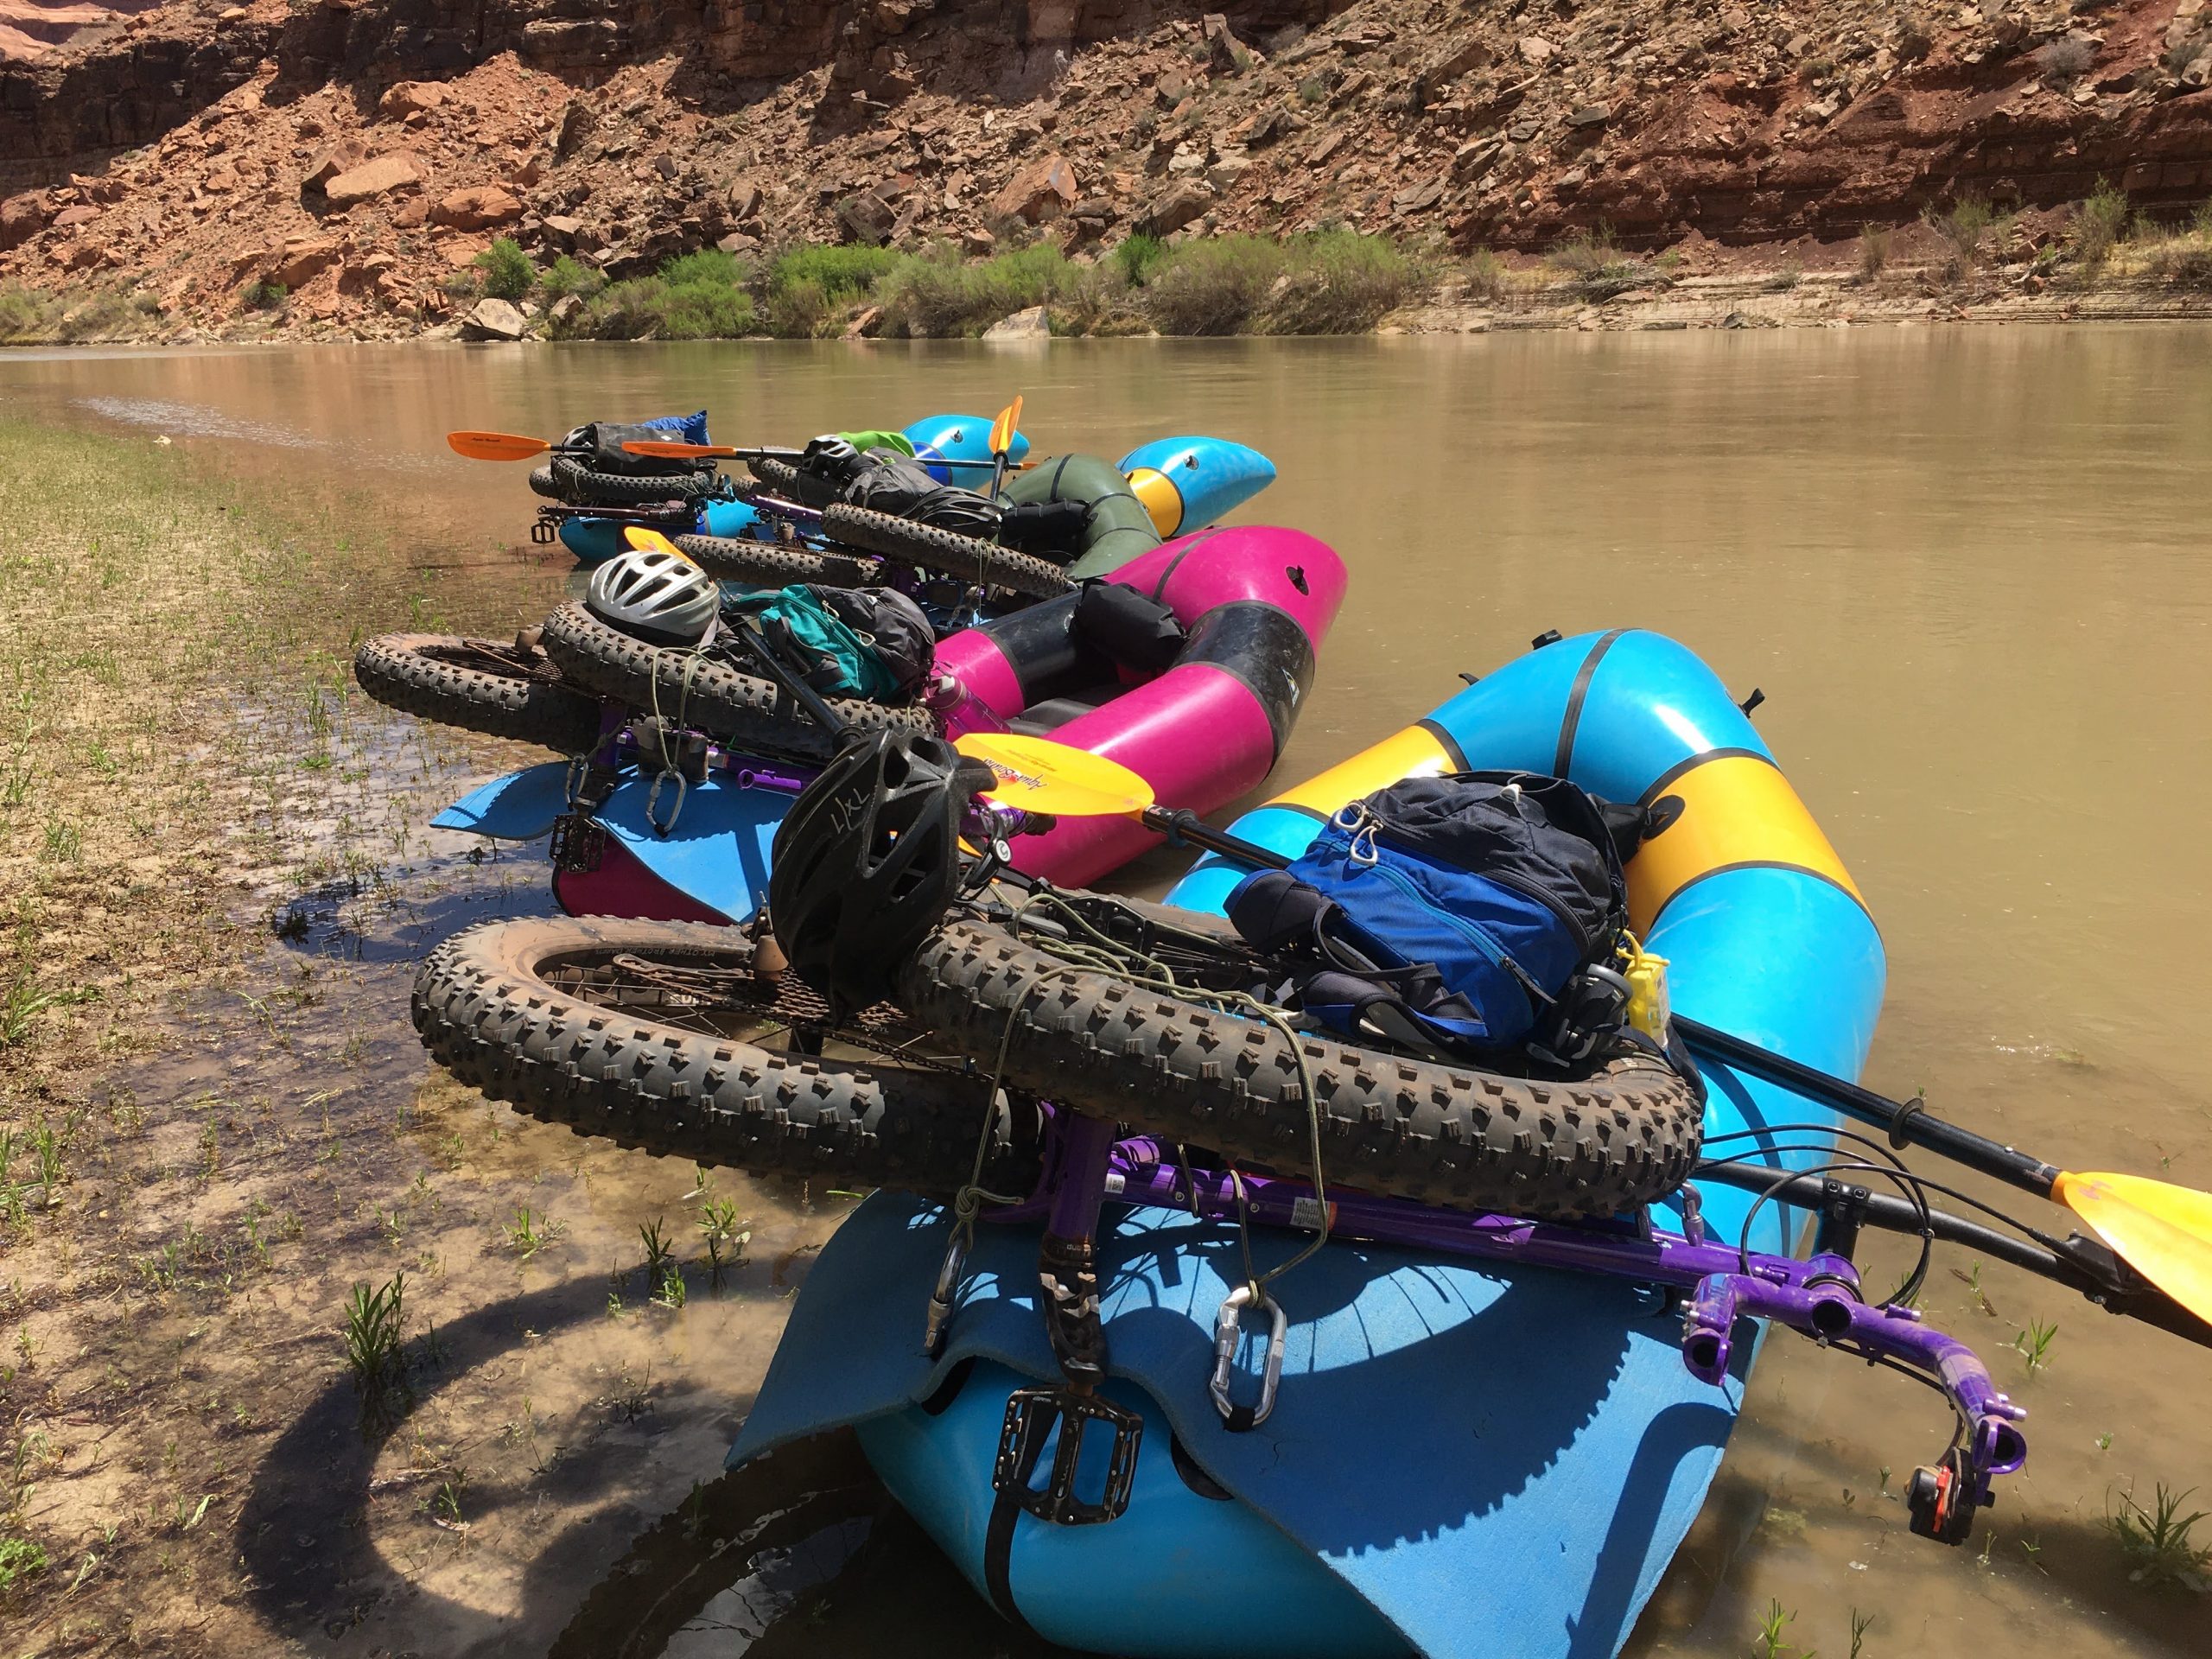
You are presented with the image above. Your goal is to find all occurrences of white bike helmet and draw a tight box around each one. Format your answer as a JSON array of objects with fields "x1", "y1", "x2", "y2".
[{"x1": 586, "y1": 547, "x2": 719, "y2": 646}]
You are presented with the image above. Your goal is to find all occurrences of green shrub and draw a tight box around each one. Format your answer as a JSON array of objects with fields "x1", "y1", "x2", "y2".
[
  {"x1": 2068, "y1": 181, "x2": 2128, "y2": 270},
  {"x1": 541, "y1": 254, "x2": 599, "y2": 301},
  {"x1": 566, "y1": 245, "x2": 760, "y2": 339},
  {"x1": 2140, "y1": 228, "x2": 2212, "y2": 288},
  {"x1": 575, "y1": 278, "x2": 664, "y2": 339},
  {"x1": 755, "y1": 243, "x2": 898, "y2": 334},
  {"x1": 661, "y1": 247, "x2": 747, "y2": 289},
  {"x1": 245, "y1": 279, "x2": 288, "y2": 311},
  {"x1": 766, "y1": 245, "x2": 898, "y2": 306},
  {"x1": 1137, "y1": 232, "x2": 1424, "y2": 335},
  {"x1": 764, "y1": 275, "x2": 831, "y2": 338},
  {"x1": 1111, "y1": 233, "x2": 1167, "y2": 288},
  {"x1": 0, "y1": 1535, "x2": 47, "y2": 1593},
  {"x1": 1142, "y1": 236, "x2": 1287, "y2": 334},
  {"x1": 1923, "y1": 194, "x2": 1995, "y2": 276},
  {"x1": 657, "y1": 279, "x2": 757, "y2": 338},
  {"x1": 1258, "y1": 230, "x2": 1416, "y2": 333},
  {"x1": 54, "y1": 290, "x2": 142, "y2": 342},
  {"x1": 1463, "y1": 248, "x2": 1509, "y2": 301},
  {"x1": 0, "y1": 285, "x2": 60, "y2": 341},
  {"x1": 1548, "y1": 224, "x2": 1623, "y2": 276},
  {"x1": 2040, "y1": 35, "x2": 2095, "y2": 88},
  {"x1": 875, "y1": 242, "x2": 1083, "y2": 337},
  {"x1": 1052, "y1": 261, "x2": 1144, "y2": 334},
  {"x1": 871, "y1": 245, "x2": 991, "y2": 338},
  {"x1": 1858, "y1": 224, "x2": 1891, "y2": 279},
  {"x1": 0, "y1": 283, "x2": 150, "y2": 343},
  {"x1": 472, "y1": 237, "x2": 535, "y2": 302}
]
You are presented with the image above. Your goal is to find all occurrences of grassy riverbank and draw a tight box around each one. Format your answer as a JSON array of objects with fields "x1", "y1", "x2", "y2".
[{"x1": 0, "y1": 421, "x2": 837, "y2": 1654}]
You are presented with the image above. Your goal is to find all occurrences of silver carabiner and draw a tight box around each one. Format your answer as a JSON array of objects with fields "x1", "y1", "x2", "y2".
[
  {"x1": 1331, "y1": 802, "x2": 1381, "y2": 866},
  {"x1": 1209, "y1": 1284, "x2": 1287, "y2": 1430},
  {"x1": 644, "y1": 766, "x2": 688, "y2": 837},
  {"x1": 922, "y1": 1229, "x2": 969, "y2": 1357}
]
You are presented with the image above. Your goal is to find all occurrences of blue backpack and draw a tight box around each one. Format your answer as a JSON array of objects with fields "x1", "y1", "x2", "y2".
[{"x1": 1227, "y1": 772, "x2": 1628, "y2": 1057}]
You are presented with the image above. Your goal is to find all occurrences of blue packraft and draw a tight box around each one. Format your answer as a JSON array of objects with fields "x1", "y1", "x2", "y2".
[{"x1": 1226, "y1": 772, "x2": 1626, "y2": 1055}]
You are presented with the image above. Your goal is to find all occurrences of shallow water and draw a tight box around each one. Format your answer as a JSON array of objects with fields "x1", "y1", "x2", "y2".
[{"x1": 7, "y1": 330, "x2": 2212, "y2": 1655}]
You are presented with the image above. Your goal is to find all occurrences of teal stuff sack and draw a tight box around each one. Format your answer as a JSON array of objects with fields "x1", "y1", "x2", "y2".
[{"x1": 725, "y1": 585, "x2": 934, "y2": 702}]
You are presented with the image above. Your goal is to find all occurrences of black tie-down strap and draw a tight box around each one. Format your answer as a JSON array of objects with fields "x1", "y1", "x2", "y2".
[
  {"x1": 1037, "y1": 1232, "x2": 1105, "y2": 1387},
  {"x1": 982, "y1": 1224, "x2": 1141, "y2": 1637}
]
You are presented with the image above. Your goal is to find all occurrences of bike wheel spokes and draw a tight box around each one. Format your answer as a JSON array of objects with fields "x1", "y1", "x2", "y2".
[
  {"x1": 424, "y1": 639, "x2": 562, "y2": 684},
  {"x1": 541, "y1": 944, "x2": 944, "y2": 1064}
]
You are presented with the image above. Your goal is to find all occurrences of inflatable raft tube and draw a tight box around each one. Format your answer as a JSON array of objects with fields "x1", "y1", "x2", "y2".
[
  {"x1": 556, "y1": 495, "x2": 764, "y2": 566},
  {"x1": 1118, "y1": 435, "x2": 1278, "y2": 538},
  {"x1": 906, "y1": 412, "x2": 1033, "y2": 481},
  {"x1": 732, "y1": 628, "x2": 1885, "y2": 1659},
  {"x1": 931, "y1": 522, "x2": 1344, "y2": 890},
  {"x1": 820, "y1": 452, "x2": 1160, "y2": 588},
  {"x1": 1001, "y1": 453, "x2": 1162, "y2": 578}
]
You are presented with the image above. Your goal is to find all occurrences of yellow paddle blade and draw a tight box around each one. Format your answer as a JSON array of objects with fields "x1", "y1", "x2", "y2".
[
  {"x1": 2055, "y1": 1170, "x2": 2212, "y2": 1325},
  {"x1": 955, "y1": 733, "x2": 1154, "y2": 817},
  {"x1": 622, "y1": 527, "x2": 688, "y2": 559},
  {"x1": 621, "y1": 439, "x2": 734, "y2": 459},
  {"x1": 989, "y1": 395, "x2": 1024, "y2": 459},
  {"x1": 448, "y1": 429, "x2": 553, "y2": 461}
]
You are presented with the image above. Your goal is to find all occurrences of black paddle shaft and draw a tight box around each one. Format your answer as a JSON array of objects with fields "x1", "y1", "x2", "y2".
[
  {"x1": 725, "y1": 624, "x2": 849, "y2": 740},
  {"x1": 1671, "y1": 1016, "x2": 2063, "y2": 1198},
  {"x1": 1142, "y1": 806, "x2": 1263, "y2": 861},
  {"x1": 1145, "y1": 810, "x2": 2068, "y2": 1202}
]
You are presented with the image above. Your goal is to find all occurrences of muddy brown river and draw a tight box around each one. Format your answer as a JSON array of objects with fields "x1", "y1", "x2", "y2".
[{"x1": 6, "y1": 329, "x2": 2211, "y2": 1656}]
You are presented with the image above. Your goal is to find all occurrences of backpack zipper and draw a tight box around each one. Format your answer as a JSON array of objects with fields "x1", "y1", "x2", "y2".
[
  {"x1": 1345, "y1": 854, "x2": 1541, "y2": 1019},
  {"x1": 1345, "y1": 820, "x2": 1599, "y2": 959},
  {"x1": 1477, "y1": 867, "x2": 1598, "y2": 958}
]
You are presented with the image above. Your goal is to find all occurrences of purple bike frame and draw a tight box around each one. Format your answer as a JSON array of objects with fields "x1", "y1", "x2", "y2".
[{"x1": 973, "y1": 1113, "x2": 2028, "y2": 1535}]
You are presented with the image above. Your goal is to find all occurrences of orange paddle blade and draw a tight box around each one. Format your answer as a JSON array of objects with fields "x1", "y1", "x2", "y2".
[
  {"x1": 955, "y1": 733, "x2": 1154, "y2": 817},
  {"x1": 2053, "y1": 1171, "x2": 2212, "y2": 1326},
  {"x1": 622, "y1": 527, "x2": 689, "y2": 559},
  {"x1": 447, "y1": 430, "x2": 554, "y2": 461},
  {"x1": 988, "y1": 395, "x2": 1024, "y2": 459},
  {"x1": 621, "y1": 440, "x2": 736, "y2": 459}
]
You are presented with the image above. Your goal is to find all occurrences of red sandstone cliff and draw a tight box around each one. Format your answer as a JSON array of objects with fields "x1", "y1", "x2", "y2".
[{"x1": 2, "y1": 0, "x2": 2208, "y2": 336}]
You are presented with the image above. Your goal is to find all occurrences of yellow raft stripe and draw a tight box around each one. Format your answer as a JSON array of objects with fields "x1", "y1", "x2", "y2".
[
  {"x1": 1629, "y1": 752, "x2": 1864, "y2": 934},
  {"x1": 1269, "y1": 723, "x2": 1458, "y2": 817},
  {"x1": 1126, "y1": 467, "x2": 1185, "y2": 538}
]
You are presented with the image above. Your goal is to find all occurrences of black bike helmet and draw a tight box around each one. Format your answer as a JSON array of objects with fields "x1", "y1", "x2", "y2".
[
  {"x1": 586, "y1": 547, "x2": 720, "y2": 646},
  {"x1": 767, "y1": 730, "x2": 990, "y2": 1013}
]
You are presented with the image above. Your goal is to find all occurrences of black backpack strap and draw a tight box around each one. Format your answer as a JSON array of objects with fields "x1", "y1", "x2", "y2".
[{"x1": 1227, "y1": 870, "x2": 1329, "y2": 954}]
